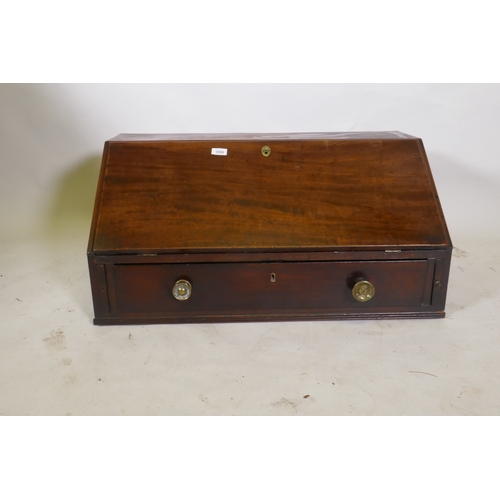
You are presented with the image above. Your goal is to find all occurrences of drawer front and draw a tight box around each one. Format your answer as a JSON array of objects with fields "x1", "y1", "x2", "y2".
[{"x1": 110, "y1": 260, "x2": 431, "y2": 317}]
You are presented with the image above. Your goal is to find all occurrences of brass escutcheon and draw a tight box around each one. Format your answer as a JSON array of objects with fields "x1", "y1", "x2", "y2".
[
  {"x1": 352, "y1": 280, "x2": 375, "y2": 302},
  {"x1": 261, "y1": 145, "x2": 271, "y2": 157},
  {"x1": 172, "y1": 279, "x2": 192, "y2": 301}
]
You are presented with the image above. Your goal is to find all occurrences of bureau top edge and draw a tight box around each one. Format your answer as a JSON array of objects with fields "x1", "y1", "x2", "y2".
[{"x1": 107, "y1": 131, "x2": 418, "y2": 142}]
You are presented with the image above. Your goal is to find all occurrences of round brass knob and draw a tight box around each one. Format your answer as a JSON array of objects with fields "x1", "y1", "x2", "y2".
[
  {"x1": 172, "y1": 279, "x2": 192, "y2": 301},
  {"x1": 352, "y1": 280, "x2": 375, "y2": 302}
]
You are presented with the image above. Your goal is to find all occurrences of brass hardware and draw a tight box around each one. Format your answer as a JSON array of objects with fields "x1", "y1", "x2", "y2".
[
  {"x1": 352, "y1": 280, "x2": 375, "y2": 302},
  {"x1": 172, "y1": 279, "x2": 192, "y2": 300},
  {"x1": 261, "y1": 145, "x2": 271, "y2": 157},
  {"x1": 435, "y1": 280, "x2": 441, "y2": 287},
  {"x1": 270, "y1": 273, "x2": 276, "y2": 282}
]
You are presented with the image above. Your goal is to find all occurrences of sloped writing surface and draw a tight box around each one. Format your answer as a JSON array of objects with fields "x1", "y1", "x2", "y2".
[{"x1": 91, "y1": 134, "x2": 450, "y2": 253}]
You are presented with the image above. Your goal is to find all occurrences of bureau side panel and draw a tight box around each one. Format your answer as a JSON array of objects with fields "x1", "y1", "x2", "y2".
[
  {"x1": 88, "y1": 255, "x2": 111, "y2": 319},
  {"x1": 430, "y1": 247, "x2": 452, "y2": 309},
  {"x1": 87, "y1": 142, "x2": 110, "y2": 254}
]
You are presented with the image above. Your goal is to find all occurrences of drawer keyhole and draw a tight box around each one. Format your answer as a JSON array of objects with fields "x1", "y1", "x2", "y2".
[{"x1": 270, "y1": 273, "x2": 276, "y2": 283}]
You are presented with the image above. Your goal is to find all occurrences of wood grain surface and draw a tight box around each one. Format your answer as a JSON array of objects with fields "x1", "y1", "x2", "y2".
[{"x1": 90, "y1": 133, "x2": 451, "y2": 254}]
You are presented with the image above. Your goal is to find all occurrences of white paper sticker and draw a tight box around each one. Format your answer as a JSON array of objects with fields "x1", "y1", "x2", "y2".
[{"x1": 211, "y1": 148, "x2": 228, "y2": 156}]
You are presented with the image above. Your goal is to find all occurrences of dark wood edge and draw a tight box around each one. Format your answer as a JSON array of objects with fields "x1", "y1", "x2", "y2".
[
  {"x1": 92, "y1": 244, "x2": 451, "y2": 256},
  {"x1": 87, "y1": 255, "x2": 110, "y2": 316},
  {"x1": 87, "y1": 142, "x2": 110, "y2": 254},
  {"x1": 89, "y1": 249, "x2": 451, "y2": 265},
  {"x1": 416, "y1": 139, "x2": 453, "y2": 248},
  {"x1": 423, "y1": 258, "x2": 437, "y2": 306},
  {"x1": 432, "y1": 247, "x2": 452, "y2": 309},
  {"x1": 91, "y1": 244, "x2": 451, "y2": 256},
  {"x1": 94, "y1": 311, "x2": 445, "y2": 325}
]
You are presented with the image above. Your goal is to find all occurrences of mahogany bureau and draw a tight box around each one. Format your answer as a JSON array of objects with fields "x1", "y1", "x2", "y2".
[{"x1": 87, "y1": 132, "x2": 452, "y2": 325}]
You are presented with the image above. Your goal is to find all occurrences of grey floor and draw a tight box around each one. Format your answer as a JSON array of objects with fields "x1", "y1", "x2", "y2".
[{"x1": 1, "y1": 213, "x2": 498, "y2": 415}]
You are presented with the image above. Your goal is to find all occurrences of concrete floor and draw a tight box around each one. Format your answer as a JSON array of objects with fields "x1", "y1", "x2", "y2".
[{"x1": 1, "y1": 215, "x2": 499, "y2": 416}]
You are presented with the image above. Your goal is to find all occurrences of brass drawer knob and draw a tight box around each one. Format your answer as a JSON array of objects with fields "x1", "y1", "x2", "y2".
[
  {"x1": 172, "y1": 279, "x2": 192, "y2": 300},
  {"x1": 352, "y1": 279, "x2": 375, "y2": 302}
]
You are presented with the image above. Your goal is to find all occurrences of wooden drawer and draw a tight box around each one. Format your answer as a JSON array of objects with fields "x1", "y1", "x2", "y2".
[{"x1": 93, "y1": 259, "x2": 442, "y2": 323}]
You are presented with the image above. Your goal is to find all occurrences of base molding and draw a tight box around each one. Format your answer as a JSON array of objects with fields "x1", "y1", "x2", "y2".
[{"x1": 94, "y1": 310, "x2": 445, "y2": 325}]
